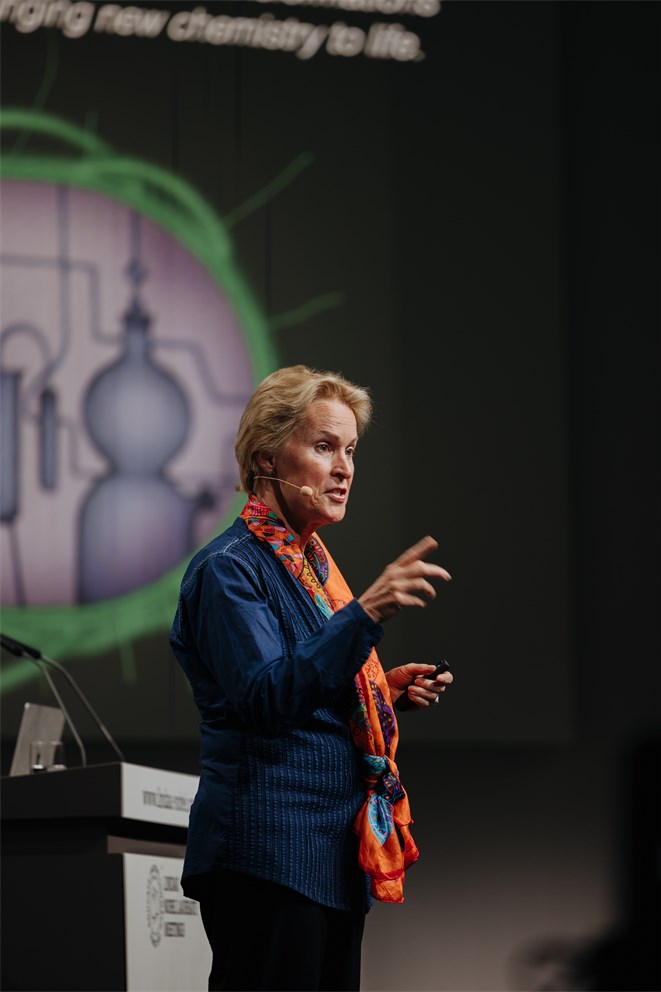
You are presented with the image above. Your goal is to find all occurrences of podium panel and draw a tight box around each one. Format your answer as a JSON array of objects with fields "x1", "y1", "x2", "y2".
[
  {"x1": 124, "y1": 853, "x2": 211, "y2": 991},
  {"x1": 1, "y1": 763, "x2": 210, "y2": 992}
]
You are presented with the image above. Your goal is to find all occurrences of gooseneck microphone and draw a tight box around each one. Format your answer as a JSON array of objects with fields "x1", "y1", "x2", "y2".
[
  {"x1": 254, "y1": 476, "x2": 314, "y2": 497},
  {"x1": 14, "y1": 646, "x2": 88, "y2": 767},
  {"x1": 1, "y1": 633, "x2": 125, "y2": 765}
]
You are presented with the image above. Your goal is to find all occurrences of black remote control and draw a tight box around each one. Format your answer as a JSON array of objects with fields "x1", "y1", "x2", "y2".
[{"x1": 395, "y1": 660, "x2": 451, "y2": 711}]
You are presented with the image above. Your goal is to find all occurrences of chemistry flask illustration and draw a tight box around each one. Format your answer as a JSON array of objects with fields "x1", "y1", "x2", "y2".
[{"x1": 1, "y1": 181, "x2": 254, "y2": 606}]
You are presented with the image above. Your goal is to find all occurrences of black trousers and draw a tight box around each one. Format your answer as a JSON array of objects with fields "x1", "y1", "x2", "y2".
[{"x1": 198, "y1": 870, "x2": 366, "y2": 992}]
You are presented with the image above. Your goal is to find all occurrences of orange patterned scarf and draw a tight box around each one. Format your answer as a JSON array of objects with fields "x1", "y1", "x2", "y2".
[{"x1": 241, "y1": 496, "x2": 419, "y2": 902}]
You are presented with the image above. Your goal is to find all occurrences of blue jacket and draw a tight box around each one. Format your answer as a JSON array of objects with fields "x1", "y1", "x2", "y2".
[{"x1": 170, "y1": 517, "x2": 384, "y2": 910}]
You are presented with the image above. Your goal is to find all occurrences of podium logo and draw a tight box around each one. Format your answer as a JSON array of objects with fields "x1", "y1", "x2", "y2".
[{"x1": 146, "y1": 864, "x2": 164, "y2": 947}]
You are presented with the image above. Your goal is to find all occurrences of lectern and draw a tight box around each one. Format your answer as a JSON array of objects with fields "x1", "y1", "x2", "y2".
[{"x1": 1, "y1": 762, "x2": 211, "y2": 992}]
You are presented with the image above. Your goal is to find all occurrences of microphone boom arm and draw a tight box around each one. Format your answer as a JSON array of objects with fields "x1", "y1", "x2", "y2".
[
  {"x1": 34, "y1": 659, "x2": 87, "y2": 767},
  {"x1": 39, "y1": 651, "x2": 125, "y2": 762},
  {"x1": 1, "y1": 633, "x2": 125, "y2": 764}
]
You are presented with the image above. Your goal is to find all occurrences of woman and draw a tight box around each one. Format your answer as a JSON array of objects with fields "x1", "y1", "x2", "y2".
[{"x1": 170, "y1": 365, "x2": 453, "y2": 992}]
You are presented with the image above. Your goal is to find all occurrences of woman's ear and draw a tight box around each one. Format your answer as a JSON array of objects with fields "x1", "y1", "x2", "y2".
[{"x1": 256, "y1": 450, "x2": 276, "y2": 475}]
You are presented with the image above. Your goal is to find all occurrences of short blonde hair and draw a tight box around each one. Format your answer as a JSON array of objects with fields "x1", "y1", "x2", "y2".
[{"x1": 235, "y1": 365, "x2": 372, "y2": 493}]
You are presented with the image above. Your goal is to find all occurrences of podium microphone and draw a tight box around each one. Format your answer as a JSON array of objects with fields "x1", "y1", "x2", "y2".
[
  {"x1": 0, "y1": 633, "x2": 125, "y2": 764},
  {"x1": 254, "y1": 476, "x2": 314, "y2": 497}
]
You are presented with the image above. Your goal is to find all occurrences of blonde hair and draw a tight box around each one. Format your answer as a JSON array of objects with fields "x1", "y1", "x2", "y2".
[{"x1": 235, "y1": 365, "x2": 372, "y2": 493}]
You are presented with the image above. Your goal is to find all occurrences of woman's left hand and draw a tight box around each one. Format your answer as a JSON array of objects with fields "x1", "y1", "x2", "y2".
[{"x1": 386, "y1": 663, "x2": 453, "y2": 709}]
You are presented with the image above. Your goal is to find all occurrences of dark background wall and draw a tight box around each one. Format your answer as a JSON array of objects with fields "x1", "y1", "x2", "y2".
[{"x1": 1, "y1": 2, "x2": 659, "y2": 989}]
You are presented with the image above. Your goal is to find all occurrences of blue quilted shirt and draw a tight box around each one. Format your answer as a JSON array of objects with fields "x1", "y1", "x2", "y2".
[{"x1": 170, "y1": 517, "x2": 384, "y2": 910}]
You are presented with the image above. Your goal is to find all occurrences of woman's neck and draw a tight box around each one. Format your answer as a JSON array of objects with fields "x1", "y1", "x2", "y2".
[{"x1": 253, "y1": 485, "x2": 316, "y2": 548}]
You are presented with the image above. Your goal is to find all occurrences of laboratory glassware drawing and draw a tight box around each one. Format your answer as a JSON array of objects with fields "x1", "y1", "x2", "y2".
[{"x1": 1, "y1": 181, "x2": 253, "y2": 607}]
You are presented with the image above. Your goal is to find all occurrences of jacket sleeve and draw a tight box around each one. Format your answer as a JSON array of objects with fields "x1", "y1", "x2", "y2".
[{"x1": 172, "y1": 550, "x2": 383, "y2": 736}]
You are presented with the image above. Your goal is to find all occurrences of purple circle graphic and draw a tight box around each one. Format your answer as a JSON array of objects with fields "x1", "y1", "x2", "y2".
[{"x1": 1, "y1": 182, "x2": 254, "y2": 605}]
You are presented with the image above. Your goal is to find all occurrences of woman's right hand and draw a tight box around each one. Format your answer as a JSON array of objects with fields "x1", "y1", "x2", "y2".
[{"x1": 358, "y1": 536, "x2": 452, "y2": 624}]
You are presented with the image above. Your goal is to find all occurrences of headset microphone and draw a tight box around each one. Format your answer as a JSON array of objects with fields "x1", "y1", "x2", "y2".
[{"x1": 254, "y1": 476, "x2": 314, "y2": 498}]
